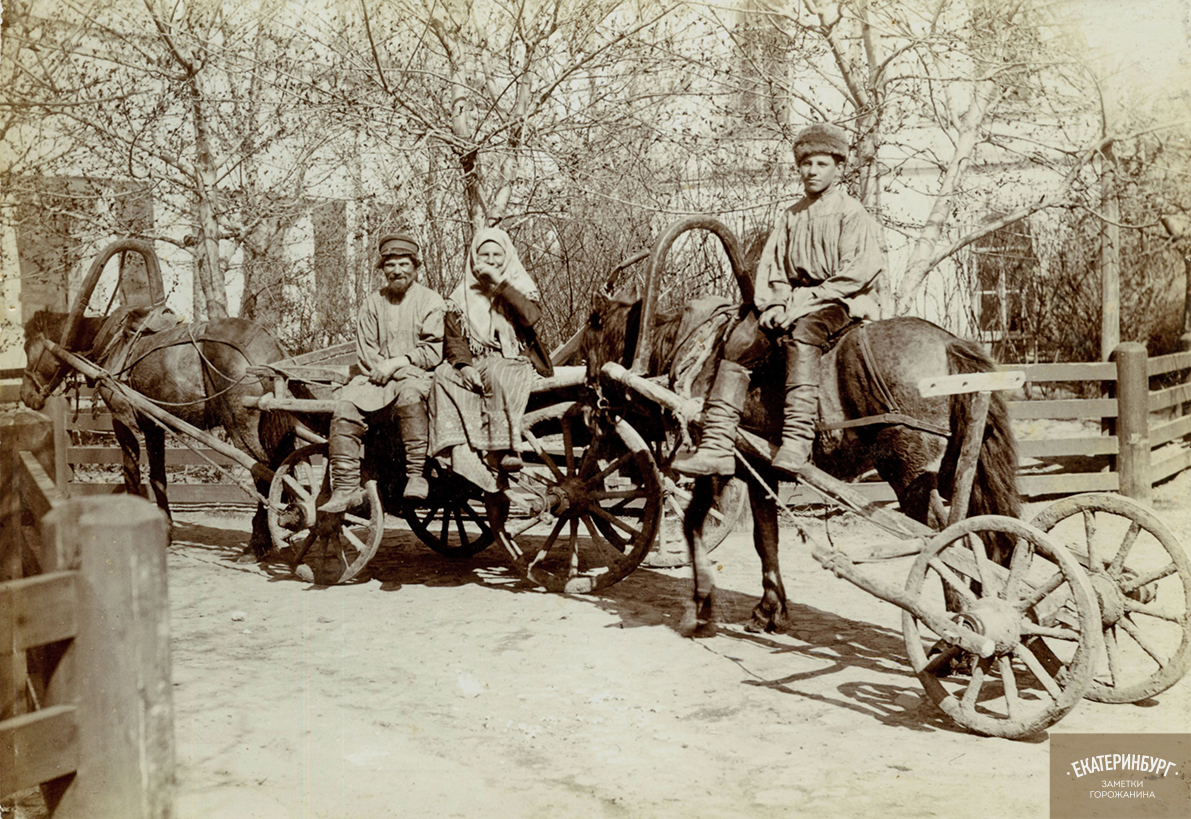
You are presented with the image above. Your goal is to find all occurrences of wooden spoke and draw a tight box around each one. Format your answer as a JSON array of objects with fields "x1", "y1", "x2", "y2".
[
  {"x1": 1017, "y1": 570, "x2": 1067, "y2": 612},
  {"x1": 528, "y1": 516, "x2": 568, "y2": 572},
  {"x1": 1118, "y1": 617, "x2": 1167, "y2": 666},
  {"x1": 1119, "y1": 563, "x2": 1177, "y2": 594},
  {"x1": 586, "y1": 488, "x2": 646, "y2": 501},
  {"x1": 524, "y1": 427, "x2": 566, "y2": 482},
  {"x1": 1108, "y1": 520, "x2": 1143, "y2": 575},
  {"x1": 589, "y1": 503, "x2": 643, "y2": 539},
  {"x1": 561, "y1": 415, "x2": 576, "y2": 473},
  {"x1": 927, "y1": 558, "x2": 979, "y2": 609},
  {"x1": 1122, "y1": 599, "x2": 1183, "y2": 623},
  {"x1": 968, "y1": 534, "x2": 1000, "y2": 596},
  {"x1": 998, "y1": 656, "x2": 1021, "y2": 723},
  {"x1": 1014, "y1": 644, "x2": 1064, "y2": 702},
  {"x1": 1020, "y1": 623, "x2": 1084, "y2": 641},
  {"x1": 282, "y1": 473, "x2": 313, "y2": 502},
  {"x1": 587, "y1": 451, "x2": 634, "y2": 486},
  {"x1": 960, "y1": 659, "x2": 989, "y2": 711},
  {"x1": 1103, "y1": 627, "x2": 1122, "y2": 686},
  {"x1": 1082, "y1": 509, "x2": 1098, "y2": 570},
  {"x1": 341, "y1": 525, "x2": 368, "y2": 553},
  {"x1": 922, "y1": 644, "x2": 962, "y2": 677},
  {"x1": 1001, "y1": 536, "x2": 1033, "y2": 601},
  {"x1": 344, "y1": 511, "x2": 370, "y2": 527}
]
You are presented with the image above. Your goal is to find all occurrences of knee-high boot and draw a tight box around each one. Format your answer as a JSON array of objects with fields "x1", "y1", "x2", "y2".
[
  {"x1": 672, "y1": 360, "x2": 751, "y2": 477},
  {"x1": 771, "y1": 342, "x2": 821, "y2": 475},
  {"x1": 396, "y1": 402, "x2": 430, "y2": 500},
  {"x1": 319, "y1": 416, "x2": 366, "y2": 513}
]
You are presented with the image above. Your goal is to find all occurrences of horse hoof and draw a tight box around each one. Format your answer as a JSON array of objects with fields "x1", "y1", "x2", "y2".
[
  {"x1": 679, "y1": 608, "x2": 717, "y2": 638},
  {"x1": 294, "y1": 564, "x2": 315, "y2": 583}
]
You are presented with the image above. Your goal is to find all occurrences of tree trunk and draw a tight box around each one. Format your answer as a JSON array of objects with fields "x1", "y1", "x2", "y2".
[
  {"x1": 187, "y1": 72, "x2": 229, "y2": 320},
  {"x1": 895, "y1": 79, "x2": 1002, "y2": 312}
]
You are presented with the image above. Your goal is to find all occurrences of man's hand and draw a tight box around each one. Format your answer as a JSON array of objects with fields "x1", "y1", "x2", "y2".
[
  {"x1": 759, "y1": 305, "x2": 793, "y2": 332},
  {"x1": 369, "y1": 356, "x2": 407, "y2": 385}
]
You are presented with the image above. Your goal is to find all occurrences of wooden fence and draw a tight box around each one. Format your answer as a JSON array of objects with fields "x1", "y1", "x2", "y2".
[
  {"x1": 1, "y1": 407, "x2": 174, "y2": 819},
  {"x1": 783, "y1": 342, "x2": 1191, "y2": 506}
]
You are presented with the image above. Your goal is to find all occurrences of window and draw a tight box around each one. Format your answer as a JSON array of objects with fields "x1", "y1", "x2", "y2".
[{"x1": 971, "y1": 219, "x2": 1040, "y2": 360}]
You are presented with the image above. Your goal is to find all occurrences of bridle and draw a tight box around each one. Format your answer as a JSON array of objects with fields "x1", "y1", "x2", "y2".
[{"x1": 22, "y1": 334, "x2": 65, "y2": 403}]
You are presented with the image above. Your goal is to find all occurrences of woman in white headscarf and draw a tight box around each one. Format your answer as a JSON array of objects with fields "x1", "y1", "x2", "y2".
[{"x1": 430, "y1": 227, "x2": 553, "y2": 488}]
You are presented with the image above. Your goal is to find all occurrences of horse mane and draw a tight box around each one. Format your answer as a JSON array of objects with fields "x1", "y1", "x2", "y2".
[{"x1": 25, "y1": 309, "x2": 105, "y2": 349}]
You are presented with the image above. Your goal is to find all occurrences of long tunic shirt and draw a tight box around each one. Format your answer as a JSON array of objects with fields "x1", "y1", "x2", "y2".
[
  {"x1": 340, "y1": 282, "x2": 445, "y2": 413},
  {"x1": 753, "y1": 185, "x2": 886, "y2": 323}
]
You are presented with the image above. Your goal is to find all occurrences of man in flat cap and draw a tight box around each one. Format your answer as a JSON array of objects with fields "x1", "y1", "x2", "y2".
[
  {"x1": 676, "y1": 122, "x2": 885, "y2": 476},
  {"x1": 320, "y1": 233, "x2": 445, "y2": 512}
]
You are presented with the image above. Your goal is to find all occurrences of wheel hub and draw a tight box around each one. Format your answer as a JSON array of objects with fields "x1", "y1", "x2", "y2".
[
  {"x1": 956, "y1": 598, "x2": 1022, "y2": 656},
  {"x1": 1089, "y1": 571, "x2": 1127, "y2": 626}
]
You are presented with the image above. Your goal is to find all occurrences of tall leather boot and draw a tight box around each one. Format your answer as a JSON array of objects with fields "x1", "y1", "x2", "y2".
[
  {"x1": 319, "y1": 416, "x2": 366, "y2": 513},
  {"x1": 672, "y1": 360, "x2": 751, "y2": 476},
  {"x1": 396, "y1": 402, "x2": 430, "y2": 500},
  {"x1": 771, "y1": 341, "x2": 821, "y2": 475}
]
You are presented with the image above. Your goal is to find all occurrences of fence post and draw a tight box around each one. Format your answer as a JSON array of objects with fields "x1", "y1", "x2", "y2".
[
  {"x1": 1113, "y1": 342, "x2": 1151, "y2": 503},
  {"x1": 46, "y1": 395, "x2": 71, "y2": 493},
  {"x1": 38, "y1": 496, "x2": 175, "y2": 819},
  {"x1": 1, "y1": 407, "x2": 54, "y2": 582}
]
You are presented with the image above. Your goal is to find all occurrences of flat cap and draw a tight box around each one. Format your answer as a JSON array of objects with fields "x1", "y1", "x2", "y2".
[
  {"x1": 378, "y1": 233, "x2": 420, "y2": 260},
  {"x1": 794, "y1": 123, "x2": 849, "y2": 164}
]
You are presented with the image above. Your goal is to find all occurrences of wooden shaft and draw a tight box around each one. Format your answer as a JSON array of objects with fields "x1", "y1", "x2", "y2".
[
  {"x1": 810, "y1": 540, "x2": 995, "y2": 658},
  {"x1": 947, "y1": 390, "x2": 990, "y2": 526},
  {"x1": 600, "y1": 362, "x2": 933, "y2": 541},
  {"x1": 44, "y1": 341, "x2": 272, "y2": 489}
]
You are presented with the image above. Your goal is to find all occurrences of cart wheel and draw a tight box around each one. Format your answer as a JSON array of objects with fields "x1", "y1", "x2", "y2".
[
  {"x1": 1030, "y1": 493, "x2": 1191, "y2": 703},
  {"x1": 648, "y1": 474, "x2": 746, "y2": 567},
  {"x1": 404, "y1": 463, "x2": 494, "y2": 558},
  {"x1": 267, "y1": 443, "x2": 385, "y2": 584},
  {"x1": 487, "y1": 410, "x2": 662, "y2": 593},
  {"x1": 903, "y1": 515, "x2": 1102, "y2": 738},
  {"x1": 267, "y1": 443, "x2": 327, "y2": 556}
]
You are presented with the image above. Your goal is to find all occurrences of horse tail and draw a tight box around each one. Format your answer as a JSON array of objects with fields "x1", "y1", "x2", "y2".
[{"x1": 941, "y1": 340, "x2": 1021, "y2": 546}]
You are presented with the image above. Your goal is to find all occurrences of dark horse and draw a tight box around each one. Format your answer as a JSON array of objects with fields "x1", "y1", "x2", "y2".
[
  {"x1": 583, "y1": 292, "x2": 1020, "y2": 634},
  {"x1": 21, "y1": 308, "x2": 297, "y2": 558}
]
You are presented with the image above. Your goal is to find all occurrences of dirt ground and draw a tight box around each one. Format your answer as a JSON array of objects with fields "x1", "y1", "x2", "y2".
[{"x1": 155, "y1": 472, "x2": 1191, "y2": 819}]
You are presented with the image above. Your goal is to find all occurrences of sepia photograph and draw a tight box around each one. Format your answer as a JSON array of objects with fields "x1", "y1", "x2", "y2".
[{"x1": 2, "y1": 1, "x2": 1189, "y2": 817}]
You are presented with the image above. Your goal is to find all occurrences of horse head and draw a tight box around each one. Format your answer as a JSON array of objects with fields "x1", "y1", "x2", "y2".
[
  {"x1": 20, "y1": 311, "x2": 73, "y2": 411},
  {"x1": 580, "y1": 284, "x2": 642, "y2": 385}
]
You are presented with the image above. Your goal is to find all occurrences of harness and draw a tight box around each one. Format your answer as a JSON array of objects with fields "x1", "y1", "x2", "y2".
[{"x1": 816, "y1": 323, "x2": 951, "y2": 438}]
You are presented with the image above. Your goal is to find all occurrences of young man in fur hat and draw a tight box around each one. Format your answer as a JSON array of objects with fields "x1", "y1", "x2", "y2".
[
  {"x1": 675, "y1": 122, "x2": 885, "y2": 476},
  {"x1": 320, "y1": 233, "x2": 445, "y2": 512}
]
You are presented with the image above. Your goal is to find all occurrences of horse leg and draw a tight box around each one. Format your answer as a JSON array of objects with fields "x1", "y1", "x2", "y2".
[
  {"x1": 747, "y1": 474, "x2": 789, "y2": 633},
  {"x1": 679, "y1": 476, "x2": 718, "y2": 637},
  {"x1": 140, "y1": 417, "x2": 172, "y2": 522},
  {"x1": 108, "y1": 408, "x2": 146, "y2": 499},
  {"x1": 246, "y1": 411, "x2": 295, "y2": 561}
]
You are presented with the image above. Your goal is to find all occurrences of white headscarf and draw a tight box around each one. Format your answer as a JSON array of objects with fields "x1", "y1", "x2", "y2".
[{"x1": 449, "y1": 227, "x2": 540, "y2": 359}]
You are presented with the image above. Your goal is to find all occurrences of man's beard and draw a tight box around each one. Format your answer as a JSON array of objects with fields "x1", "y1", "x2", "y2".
[{"x1": 385, "y1": 278, "x2": 413, "y2": 299}]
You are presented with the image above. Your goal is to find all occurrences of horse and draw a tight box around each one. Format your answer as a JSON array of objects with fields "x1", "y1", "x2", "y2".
[
  {"x1": 582, "y1": 292, "x2": 1020, "y2": 635},
  {"x1": 21, "y1": 307, "x2": 297, "y2": 559}
]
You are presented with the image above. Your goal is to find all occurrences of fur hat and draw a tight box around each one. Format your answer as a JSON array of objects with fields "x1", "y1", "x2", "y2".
[
  {"x1": 794, "y1": 123, "x2": 849, "y2": 164},
  {"x1": 377, "y1": 233, "x2": 420, "y2": 262}
]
